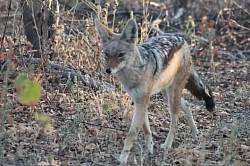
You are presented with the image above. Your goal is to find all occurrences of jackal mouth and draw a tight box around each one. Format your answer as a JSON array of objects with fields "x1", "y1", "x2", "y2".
[
  {"x1": 105, "y1": 67, "x2": 120, "y2": 74},
  {"x1": 105, "y1": 63, "x2": 119, "y2": 74}
]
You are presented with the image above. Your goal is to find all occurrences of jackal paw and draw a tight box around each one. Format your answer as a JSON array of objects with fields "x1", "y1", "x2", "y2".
[
  {"x1": 146, "y1": 141, "x2": 154, "y2": 154},
  {"x1": 160, "y1": 143, "x2": 171, "y2": 150},
  {"x1": 119, "y1": 151, "x2": 129, "y2": 165},
  {"x1": 191, "y1": 129, "x2": 199, "y2": 140},
  {"x1": 192, "y1": 130, "x2": 201, "y2": 143}
]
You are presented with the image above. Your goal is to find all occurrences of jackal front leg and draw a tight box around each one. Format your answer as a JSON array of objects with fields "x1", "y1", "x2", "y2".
[
  {"x1": 120, "y1": 99, "x2": 149, "y2": 165},
  {"x1": 142, "y1": 112, "x2": 154, "y2": 154}
]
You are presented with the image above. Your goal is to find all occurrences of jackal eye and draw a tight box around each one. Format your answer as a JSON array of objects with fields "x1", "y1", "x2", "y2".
[{"x1": 117, "y1": 52, "x2": 126, "y2": 58}]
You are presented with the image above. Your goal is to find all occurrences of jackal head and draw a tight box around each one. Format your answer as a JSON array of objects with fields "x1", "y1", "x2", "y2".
[{"x1": 95, "y1": 19, "x2": 139, "y2": 74}]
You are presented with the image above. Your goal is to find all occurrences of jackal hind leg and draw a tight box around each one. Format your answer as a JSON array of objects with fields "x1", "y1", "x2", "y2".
[
  {"x1": 181, "y1": 98, "x2": 199, "y2": 140},
  {"x1": 160, "y1": 86, "x2": 182, "y2": 150},
  {"x1": 142, "y1": 112, "x2": 153, "y2": 154},
  {"x1": 163, "y1": 94, "x2": 199, "y2": 141},
  {"x1": 119, "y1": 97, "x2": 150, "y2": 165}
]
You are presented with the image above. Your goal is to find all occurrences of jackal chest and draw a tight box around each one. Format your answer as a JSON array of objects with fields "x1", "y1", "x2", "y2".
[{"x1": 115, "y1": 68, "x2": 144, "y2": 90}]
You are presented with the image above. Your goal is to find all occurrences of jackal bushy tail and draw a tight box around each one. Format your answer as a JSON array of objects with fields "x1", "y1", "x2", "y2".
[{"x1": 186, "y1": 69, "x2": 215, "y2": 112}]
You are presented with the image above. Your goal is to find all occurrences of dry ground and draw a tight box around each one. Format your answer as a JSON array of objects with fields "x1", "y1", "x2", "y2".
[{"x1": 0, "y1": 0, "x2": 249, "y2": 166}]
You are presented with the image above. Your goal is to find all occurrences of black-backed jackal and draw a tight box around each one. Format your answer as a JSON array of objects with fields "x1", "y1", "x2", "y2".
[{"x1": 95, "y1": 18, "x2": 215, "y2": 165}]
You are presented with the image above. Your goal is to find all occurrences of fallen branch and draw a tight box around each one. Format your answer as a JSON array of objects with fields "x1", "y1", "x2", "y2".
[
  {"x1": 9, "y1": 57, "x2": 121, "y2": 93},
  {"x1": 219, "y1": 49, "x2": 248, "y2": 60}
]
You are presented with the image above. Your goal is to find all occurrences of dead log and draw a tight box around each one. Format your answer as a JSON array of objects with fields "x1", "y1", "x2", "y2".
[{"x1": 9, "y1": 57, "x2": 120, "y2": 93}]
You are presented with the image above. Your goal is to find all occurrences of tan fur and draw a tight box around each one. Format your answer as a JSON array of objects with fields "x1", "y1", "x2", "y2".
[{"x1": 152, "y1": 42, "x2": 190, "y2": 94}]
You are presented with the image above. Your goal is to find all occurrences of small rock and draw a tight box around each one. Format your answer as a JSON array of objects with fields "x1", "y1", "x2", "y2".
[
  {"x1": 241, "y1": 144, "x2": 250, "y2": 150},
  {"x1": 174, "y1": 158, "x2": 192, "y2": 166},
  {"x1": 245, "y1": 99, "x2": 250, "y2": 107},
  {"x1": 85, "y1": 143, "x2": 96, "y2": 150}
]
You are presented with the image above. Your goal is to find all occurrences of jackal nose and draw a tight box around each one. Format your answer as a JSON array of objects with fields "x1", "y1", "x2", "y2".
[{"x1": 106, "y1": 68, "x2": 111, "y2": 74}]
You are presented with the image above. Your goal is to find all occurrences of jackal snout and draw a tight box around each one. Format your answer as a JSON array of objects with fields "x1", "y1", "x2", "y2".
[
  {"x1": 104, "y1": 55, "x2": 127, "y2": 74},
  {"x1": 104, "y1": 57, "x2": 120, "y2": 74},
  {"x1": 105, "y1": 68, "x2": 111, "y2": 74}
]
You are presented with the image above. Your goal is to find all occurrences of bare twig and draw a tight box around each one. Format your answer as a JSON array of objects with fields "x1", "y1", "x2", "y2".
[
  {"x1": 53, "y1": 115, "x2": 127, "y2": 132},
  {"x1": 235, "y1": 49, "x2": 247, "y2": 60},
  {"x1": 229, "y1": 19, "x2": 250, "y2": 31},
  {"x1": 233, "y1": 2, "x2": 250, "y2": 17},
  {"x1": 1, "y1": 0, "x2": 12, "y2": 49},
  {"x1": 35, "y1": 0, "x2": 96, "y2": 53}
]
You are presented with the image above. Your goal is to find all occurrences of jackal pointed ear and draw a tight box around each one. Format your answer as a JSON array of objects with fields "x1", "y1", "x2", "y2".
[
  {"x1": 95, "y1": 19, "x2": 113, "y2": 44},
  {"x1": 121, "y1": 19, "x2": 138, "y2": 44}
]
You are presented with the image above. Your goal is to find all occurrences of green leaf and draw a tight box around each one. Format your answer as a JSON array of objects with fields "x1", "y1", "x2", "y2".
[
  {"x1": 102, "y1": 103, "x2": 110, "y2": 112},
  {"x1": 14, "y1": 74, "x2": 28, "y2": 91},
  {"x1": 15, "y1": 75, "x2": 42, "y2": 106},
  {"x1": 34, "y1": 112, "x2": 49, "y2": 123},
  {"x1": 34, "y1": 112, "x2": 51, "y2": 132}
]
